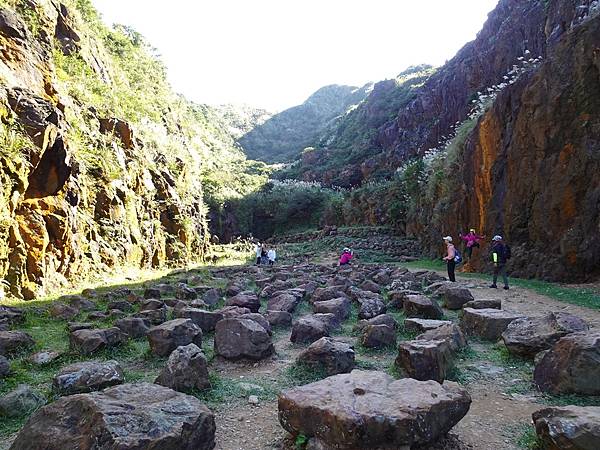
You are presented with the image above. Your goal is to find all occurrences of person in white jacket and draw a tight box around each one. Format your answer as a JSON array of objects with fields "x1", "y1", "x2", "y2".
[
  {"x1": 267, "y1": 247, "x2": 277, "y2": 266},
  {"x1": 255, "y1": 243, "x2": 262, "y2": 265}
]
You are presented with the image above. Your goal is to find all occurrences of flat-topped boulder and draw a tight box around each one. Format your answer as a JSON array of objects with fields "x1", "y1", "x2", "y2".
[
  {"x1": 265, "y1": 310, "x2": 293, "y2": 327},
  {"x1": 463, "y1": 299, "x2": 501, "y2": 310},
  {"x1": 360, "y1": 280, "x2": 382, "y2": 294},
  {"x1": 417, "y1": 324, "x2": 467, "y2": 352},
  {"x1": 278, "y1": 370, "x2": 471, "y2": 449},
  {"x1": 396, "y1": 339, "x2": 454, "y2": 382},
  {"x1": 240, "y1": 313, "x2": 272, "y2": 335},
  {"x1": 404, "y1": 318, "x2": 452, "y2": 334},
  {"x1": 357, "y1": 297, "x2": 387, "y2": 320},
  {"x1": 297, "y1": 337, "x2": 355, "y2": 376},
  {"x1": 155, "y1": 344, "x2": 210, "y2": 392},
  {"x1": 147, "y1": 319, "x2": 203, "y2": 357},
  {"x1": 403, "y1": 295, "x2": 444, "y2": 320},
  {"x1": 532, "y1": 405, "x2": 600, "y2": 450},
  {"x1": 225, "y1": 292, "x2": 260, "y2": 313},
  {"x1": 215, "y1": 305, "x2": 252, "y2": 319},
  {"x1": 53, "y1": 360, "x2": 124, "y2": 395},
  {"x1": 214, "y1": 318, "x2": 274, "y2": 360},
  {"x1": 441, "y1": 287, "x2": 474, "y2": 310},
  {"x1": 9, "y1": 383, "x2": 215, "y2": 450},
  {"x1": 313, "y1": 298, "x2": 351, "y2": 322},
  {"x1": 70, "y1": 328, "x2": 125, "y2": 355},
  {"x1": 291, "y1": 315, "x2": 331, "y2": 344},
  {"x1": 361, "y1": 324, "x2": 396, "y2": 348},
  {"x1": 311, "y1": 287, "x2": 348, "y2": 304},
  {"x1": 176, "y1": 307, "x2": 224, "y2": 333},
  {"x1": 0, "y1": 330, "x2": 34, "y2": 356},
  {"x1": 354, "y1": 314, "x2": 398, "y2": 334},
  {"x1": 460, "y1": 308, "x2": 524, "y2": 341},
  {"x1": 534, "y1": 331, "x2": 600, "y2": 395},
  {"x1": 48, "y1": 302, "x2": 79, "y2": 320},
  {"x1": 134, "y1": 307, "x2": 167, "y2": 325},
  {"x1": 502, "y1": 312, "x2": 589, "y2": 358}
]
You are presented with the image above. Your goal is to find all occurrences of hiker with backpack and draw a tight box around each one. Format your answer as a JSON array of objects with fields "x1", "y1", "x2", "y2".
[
  {"x1": 339, "y1": 247, "x2": 354, "y2": 266},
  {"x1": 459, "y1": 229, "x2": 485, "y2": 260},
  {"x1": 442, "y1": 236, "x2": 460, "y2": 282},
  {"x1": 490, "y1": 235, "x2": 511, "y2": 290}
]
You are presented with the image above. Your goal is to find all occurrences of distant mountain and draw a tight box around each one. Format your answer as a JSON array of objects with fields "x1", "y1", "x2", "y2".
[
  {"x1": 238, "y1": 84, "x2": 373, "y2": 163},
  {"x1": 212, "y1": 104, "x2": 273, "y2": 140}
]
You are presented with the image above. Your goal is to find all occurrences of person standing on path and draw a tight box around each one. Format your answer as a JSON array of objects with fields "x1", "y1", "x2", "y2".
[
  {"x1": 442, "y1": 236, "x2": 457, "y2": 282},
  {"x1": 267, "y1": 247, "x2": 277, "y2": 266},
  {"x1": 255, "y1": 242, "x2": 262, "y2": 265},
  {"x1": 490, "y1": 235, "x2": 511, "y2": 290}
]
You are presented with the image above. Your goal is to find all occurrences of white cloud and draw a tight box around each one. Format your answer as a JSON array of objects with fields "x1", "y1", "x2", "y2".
[{"x1": 91, "y1": 0, "x2": 499, "y2": 111}]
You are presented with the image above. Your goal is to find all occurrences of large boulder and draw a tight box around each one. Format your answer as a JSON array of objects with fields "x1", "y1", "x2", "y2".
[
  {"x1": 0, "y1": 306, "x2": 26, "y2": 326},
  {"x1": 69, "y1": 328, "x2": 126, "y2": 355},
  {"x1": 460, "y1": 308, "x2": 524, "y2": 341},
  {"x1": 297, "y1": 337, "x2": 355, "y2": 376},
  {"x1": 290, "y1": 315, "x2": 331, "y2": 344},
  {"x1": 176, "y1": 308, "x2": 224, "y2": 333},
  {"x1": 534, "y1": 331, "x2": 600, "y2": 395},
  {"x1": 311, "y1": 287, "x2": 348, "y2": 304},
  {"x1": 463, "y1": 299, "x2": 501, "y2": 310},
  {"x1": 265, "y1": 310, "x2": 293, "y2": 328},
  {"x1": 403, "y1": 295, "x2": 444, "y2": 320},
  {"x1": 417, "y1": 324, "x2": 468, "y2": 352},
  {"x1": 53, "y1": 360, "x2": 124, "y2": 395},
  {"x1": 9, "y1": 383, "x2": 216, "y2": 450},
  {"x1": 361, "y1": 324, "x2": 396, "y2": 349},
  {"x1": 0, "y1": 385, "x2": 45, "y2": 418},
  {"x1": 134, "y1": 307, "x2": 168, "y2": 325},
  {"x1": 225, "y1": 292, "x2": 260, "y2": 313},
  {"x1": 441, "y1": 287, "x2": 474, "y2": 310},
  {"x1": 155, "y1": 344, "x2": 210, "y2": 392},
  {"x1": 115, "y1": 317, "x2": 150, "y2": 338},
  {"x1": 214, "y1": 318, "x2": 274, "y2": 360},
  {"x1": 0, "y1": 331, "x2": 34, "y2": 356},
  {"x1": 354, "y1": 314, "x2": 399, "y2": 334},
  {"x1": 360, "y1": 280, "x2": 382, "y2": 294},
  {"x1": 278, "y1": 371, "x2": 471, "y2": 449},
  {"x1": 502, "y1": 312, "x2": 589, "y2": 358},
  {"x1": 147, "y1": 319, "x2": 203, "y2": 357},
  {"x1": 396, "y1": 339, "x2": 454, "y2": 383},
  {"x1": 240, "y1": 313, "x2": 272, "y2": 335},
  {"x1": 532, "y1": 405, "x2": 600, "y2": 450},
  {"x1": 313, "y1": 298, "x2": 351, "y2": 322},
  {"x1": 267, "y1": 294, "x2": 300, "y2": 313},
  {"x1": 404, "y1": 318, "x2": 452, "y2": 334},
  {"x1": 48, "y1": 302, "x2": 79, "y2": 320}
]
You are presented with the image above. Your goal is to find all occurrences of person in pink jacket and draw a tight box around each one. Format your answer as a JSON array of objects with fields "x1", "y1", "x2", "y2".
[
  {"x1": 339, "y1": 248, "x2": 353, "y2": 266},
  {"x1": 459, "y1": 229, "x2": 485, "y2": 260}
]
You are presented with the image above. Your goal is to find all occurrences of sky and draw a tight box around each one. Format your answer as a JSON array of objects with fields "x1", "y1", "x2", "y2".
[{"x1": 91, "y1": 0, "x2": 499, "y2": 111}]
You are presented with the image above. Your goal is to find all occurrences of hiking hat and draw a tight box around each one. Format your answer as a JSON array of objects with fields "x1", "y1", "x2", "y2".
[
  {"x1": 443, "y1": 236, "x2": 453, "y2": 243},
  {"x1": 492, "y1": 235, "x2": 503, "y2": 241},
  {"x1": 470, "y1": 228, "x2": 476, "y2": 233},
  {"x1": 343, "y1": 247, "x2": 351, "y2": 252}
]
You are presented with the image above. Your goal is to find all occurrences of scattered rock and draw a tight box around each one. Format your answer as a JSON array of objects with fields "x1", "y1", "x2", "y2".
[
  {"x1": 361, "y1": 324, "x2": 396, "y2": 348},
  {"x1": 0, "y1": 385, "x2": 45, "y2": 418},
  {"x1": 107, "y1": 300, "x2": 134, "y2": 312},
  {"x1": 216, "y1": 305, "x2": 252, "y2": 319},
  {"x1": 357, "y1": 297, "x2": 387, "y2": 320},
  {"x1": 115, "y1": 317, "x2": 150, "y2": 338},
  {"x1": 297, "y1": 337, "x2": 355, "y2": 376},
  {"x1": 240, "y1": 313, "x2": 272, "y2": 335},
  {"x1": 148, "y1": 319, "x2": 203, "y2": 357},
  {"x1": 403, "y1": 295, "x2": 444, "y2": 320},
  {"x1": 155, "y1": 344, "x2": 210, "y2": 392},
  {"x1": 460, "y1": 308, "x2": 524, "y2": 341},
  {"x1": 534, "y1": 331, "x2": 600, "y2": 395},
  {"x1": 70, "y1": 327, "x2": 126, "y2": 355},
  {"x1": 214, "y1": 318, "x2": 274, "y2": 360},
  {"x1": 175, "y1": 283, "x2": 197, "y2": 300},
  {"x1": 291, "y1": 315, "x2": 331, "y2": 344},
  {"x1": 48, "y1": 302, "x2": 79, "y2": 320},
  {"x1": 360, "y1": 280, "x2": 382, "y2": 294},
  {"x1": 417, "y1": 324, "x2": 468, "y2": 352},
  {"x1": 404, "y1": 318, "x2": 453, "y2": 334},
  {"x1": 311, "y1": 287, "x2": 348, "y2": 304},
  {"x1": 267, "y1": 294, "x2": 300, "y2": 313},
  {"x1": 176, "y1": 307, "x2": 224, "y2": 333},
  {"x1": 0, "y1": 330, "x2": 35, "y2": 356},
  {"x1": 266, "y1": 310, "x2": 293, "y2": 327},
  {"x1": 67, "y1": 322, "x2": 93, "y2": 332},
  {"x1": 502, "y1": 312, "x2": 589, "y2": 358},
  {"x1": 144, "y1": 287, "x2": 162, "y2": 299},
  {"x1": 463, "y1": 299, "x2": 501, "y2": 310},
  {"x1": 203, "y1": 288, "x2": 221, "y2": 306},
  {"x1": 29, "y1": 351, "x2": 60, "y2": 366},
  {"x1": 0, "y1": 306, "x2": 26, "y2": 326},
  {"x1": 134, "y1": 307, "x2": 168, "y2": 325},
  {"x1": 278, "y1": 371, "x2": 471, "y2": 449},
  {"x1": 396, "y1": 339, "x2": 454, "y2": 382},
  {"x1": 9, "y1": 383, "x2": 216, "y2": 450},
  {"x1": 0, "y1": 355, "x2": 10, "y2": 378},
  {"x1": 53, "y1": 360, "x2": 124, "y2": 395},
  {"x1": 532, "y1": 405, "x2": 600, "y2": 450},
  {"x1": 354, "y1": 314, "x2": 398, "y2": 334},
  {"x1": 442, "y1": 288, "x2": 475, "y2": 310},
  {"x1": 313, "y1": 297, "x2": 351, "y2": 321}
]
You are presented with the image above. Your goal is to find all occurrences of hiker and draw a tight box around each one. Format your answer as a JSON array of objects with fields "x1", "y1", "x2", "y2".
[
  {"x1": 255, "y1": 242, "x2": 262, "y2": 265},
  {"x1": 442, "y1": 236, "x2": 457, "y2": 282},
  {"x1": 260, "y1": 246, "x2": 269, "y2": 265},
  {"x1": 339, "y1": 247, "x2": 353, "y2": 266},
  {"x1": 459, "y1": 229, "x2": 485, "y2": 260},
  {"x1": 490, "y1": 235, "x2": 511, "y2": 290},
  {"x1": 267, "y1": 247, "x2": 277, "y2": 266}
]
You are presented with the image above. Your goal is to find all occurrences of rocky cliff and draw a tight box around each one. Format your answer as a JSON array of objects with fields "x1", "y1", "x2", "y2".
[
  {"x1": 0, "y1": 0, "x2": 260, "y2": 299},
  {"x1": 238, "y1": 84, "x2": 372, "y2": 163}
]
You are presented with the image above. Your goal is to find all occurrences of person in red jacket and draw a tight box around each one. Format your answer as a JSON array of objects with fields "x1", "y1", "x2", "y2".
[{"x1": 339, "y1": 248, "x2": 353, "y2": 266}]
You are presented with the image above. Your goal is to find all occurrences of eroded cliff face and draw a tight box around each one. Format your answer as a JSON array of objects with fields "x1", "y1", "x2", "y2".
[
  {"x1": 0, "y1": 1, "x2": 209, "y2": 299},
  {"x1": 412, "y1": 1, "x2": 600, "y2": 281}
]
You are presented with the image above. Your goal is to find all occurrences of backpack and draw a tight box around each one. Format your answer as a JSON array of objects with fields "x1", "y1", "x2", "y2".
[{"x1": 454, "y1": 248, "x2": 463, "y2": 264}]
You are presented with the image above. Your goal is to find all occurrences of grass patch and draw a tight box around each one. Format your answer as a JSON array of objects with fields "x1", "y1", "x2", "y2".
[
  {"x1": 194, "y1": 372, "x2": 279, "y2": 409},
  {"x1": 506, "y1": 422, "x2": 543, "y2": 450},
  {"x1": 282, "y1": 362, "x2": 328, "y2": 386},
  {"x1": 539, "y1": 393, "x2": 600, "y2": 407}
]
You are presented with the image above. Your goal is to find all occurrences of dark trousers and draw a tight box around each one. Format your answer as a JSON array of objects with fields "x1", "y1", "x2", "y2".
[
  {"x1": 256, "y1": 257, "x2": 261, "y2": 265},
  {"x1": 493, "y1": 264, "x2": 509, "y2": 287},
  {"x1": 447, "y1": 260, "x2": 456, "y2": 282}
]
